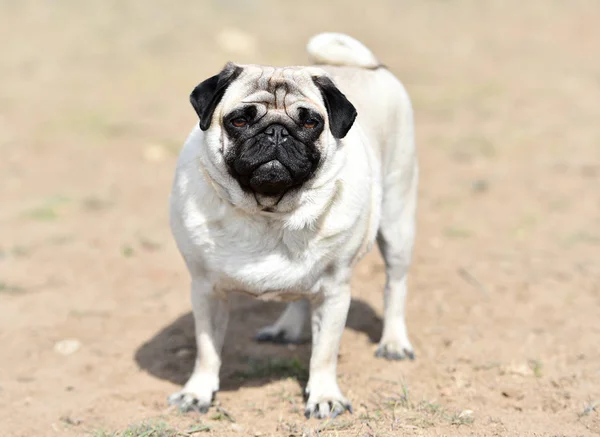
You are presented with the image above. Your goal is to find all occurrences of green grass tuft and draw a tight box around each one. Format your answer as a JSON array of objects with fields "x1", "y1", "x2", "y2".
[
  {"x1": 0, "y1": 282, "x2": 26, "y2": 294},
  {"x1": 23, "y1": 195, "x2": 71, "y2": 222},
  {"x1": 91, "y1": 421, "x2": 209, "y2": 437},
  {"x1": 235, "y1": 357, "x2": 308, "y2": 382}
]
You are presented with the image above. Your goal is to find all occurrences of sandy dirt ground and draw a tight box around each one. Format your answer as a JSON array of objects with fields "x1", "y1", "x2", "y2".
[{"x1": 1, "y1": 1, "x2": 599, "y2": 436}]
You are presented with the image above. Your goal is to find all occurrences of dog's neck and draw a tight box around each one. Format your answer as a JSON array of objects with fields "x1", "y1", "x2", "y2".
[{"x1": 199, "y1": 159, "x2": 343, "y2": 233}]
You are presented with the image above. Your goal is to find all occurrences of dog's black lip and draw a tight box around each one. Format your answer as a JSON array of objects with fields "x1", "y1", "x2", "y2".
[
  {"x1": 253, "y1": 190, "x2": 288, "y2": 210},
  {"x1": 249, "y1": 159, "x2": 294, "y2": 196}
]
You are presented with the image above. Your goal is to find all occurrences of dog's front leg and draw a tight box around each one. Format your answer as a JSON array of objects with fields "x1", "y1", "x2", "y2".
[
  {"x1": 168, "y1": 278, "x2": 229, "y2": 413},
  {"x1": 304, "y1": 282, "x2": 352, "y2": 419}
]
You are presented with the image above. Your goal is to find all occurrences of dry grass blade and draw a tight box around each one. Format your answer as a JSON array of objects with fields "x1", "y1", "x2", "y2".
[{"x1": 458, "y1": 267, "x2": 489, "y2": 296}]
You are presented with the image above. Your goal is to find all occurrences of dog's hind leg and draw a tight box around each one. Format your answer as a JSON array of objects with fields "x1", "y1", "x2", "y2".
[
  {"x1": 255, "y1": 300, "x2": 309, "y2": 344},
  {"x1": 374, "y1": 88, "x2": 418, "y2": 360},
  {"x1": 375, "y1": 161, "x2": 418, "y2": 360}
]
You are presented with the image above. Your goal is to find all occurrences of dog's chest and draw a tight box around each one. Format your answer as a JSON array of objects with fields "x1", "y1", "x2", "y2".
[{"x1": 184, "y1": 213, "x2": 341, "y2": 296}]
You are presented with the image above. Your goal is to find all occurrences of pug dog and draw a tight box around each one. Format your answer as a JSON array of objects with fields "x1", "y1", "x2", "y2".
[{"x1": 168, "y1": 32, "x2": 417, "y2": 419}]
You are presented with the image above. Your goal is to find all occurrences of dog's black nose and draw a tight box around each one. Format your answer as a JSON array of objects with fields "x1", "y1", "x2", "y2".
[{"x1": 264, "y1": 124, "x2": 289, "y2": 143}]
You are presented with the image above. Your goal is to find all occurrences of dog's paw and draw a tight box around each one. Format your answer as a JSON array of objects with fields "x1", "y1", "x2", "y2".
[
  {"x1": 375, "y1": 339, "x2": 415, "y2": 361},
  {"x1": 255, "y1": 324, "x2": 303, "y2": 344},
  {"x1": 304, "y1": 398, "x2": 353, "y2": 419},
  {"x1": 168, "y1": 390, "x2": 212, "y2": 413},
  {"x1": 304, "y1": 376, "x2": 352, "y2": 419},
  {"x1": 168, "y1": 373, "x2": 218, "y2": 413}
]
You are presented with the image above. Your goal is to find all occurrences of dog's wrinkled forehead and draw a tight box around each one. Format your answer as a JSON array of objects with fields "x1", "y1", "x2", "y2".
[
  {"x1": 190, "y1": 62, "x2": 357, "y2": 139},
  {"x1": 220, "y1": 65, "x2": 326, "y2": 114}
]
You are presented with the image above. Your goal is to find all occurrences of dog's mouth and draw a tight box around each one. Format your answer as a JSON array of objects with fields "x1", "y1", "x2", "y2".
[
  {"x1": 247, "y1": 159, "x2": 294, "y2": 197},
  {"x1": 230, "y1": 155, "x2": 313, "y2": 200}
]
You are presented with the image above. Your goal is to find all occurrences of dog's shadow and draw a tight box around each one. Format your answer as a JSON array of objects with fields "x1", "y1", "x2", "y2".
[{"x1": 134, "y1": 295, "x2": 382, "y2": 391}]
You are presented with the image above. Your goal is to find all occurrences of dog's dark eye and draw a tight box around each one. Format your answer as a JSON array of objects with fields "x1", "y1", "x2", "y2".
[
  {"x1": 303, "y1": 118, "x2": 318, "y2": 129},
  {"x1": 231, "y1": 117, "x2": 248, "y2": 128}
]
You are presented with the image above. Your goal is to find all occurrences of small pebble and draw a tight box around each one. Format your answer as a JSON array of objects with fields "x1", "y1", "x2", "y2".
[
  {"x1": 501, "y1": 389, "x2": 524, "y2": 400},
  {"x1": 506, "y1": 363, "x2": 532, "y2": 376},
  {"x1": 60, "y1": 416, "x2": 82, "y2": 426},
  {"x1": 459, "y1": 409, "x2": 473, "y2": 419},
  {"x1": 54, "y1": 339, "x2": 81, "y2": 355}
]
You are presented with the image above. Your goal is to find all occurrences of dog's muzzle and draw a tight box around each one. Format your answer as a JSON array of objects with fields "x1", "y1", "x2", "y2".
[{"x1": 229, "y1": 124, "x2": 318, "y2": 197}]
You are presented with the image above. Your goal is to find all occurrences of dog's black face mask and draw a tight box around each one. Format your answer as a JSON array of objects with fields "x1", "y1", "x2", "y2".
[
  {"x1": 222, "y1": 106, "x2": 324, "y2": 197},
  {"x1": 190, "y1": 65, "x2": 357, "y2": 198}
]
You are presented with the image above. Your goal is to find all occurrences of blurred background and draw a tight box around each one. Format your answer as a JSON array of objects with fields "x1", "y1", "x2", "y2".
[{"x1": 1, "y1": 1, "x2": 599, "y2": 436}]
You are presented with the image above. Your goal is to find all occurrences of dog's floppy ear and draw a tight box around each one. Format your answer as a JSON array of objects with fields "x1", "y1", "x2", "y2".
[
  {"x1": 190, "y1": 63, "x2": 243, "y2": 131},
  {"x1": 312, "y1": 75, "x2": 357, "y2": 139}
]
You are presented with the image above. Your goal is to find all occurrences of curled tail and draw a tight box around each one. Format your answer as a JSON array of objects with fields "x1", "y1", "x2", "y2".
[{"x1": 307, "y1": 32, "x2": 382, "y2": 69}]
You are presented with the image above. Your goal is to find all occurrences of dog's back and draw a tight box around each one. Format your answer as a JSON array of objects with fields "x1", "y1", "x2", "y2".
[{"x1": 307, "y1": 33, "x2": 416, "y2": 180}]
